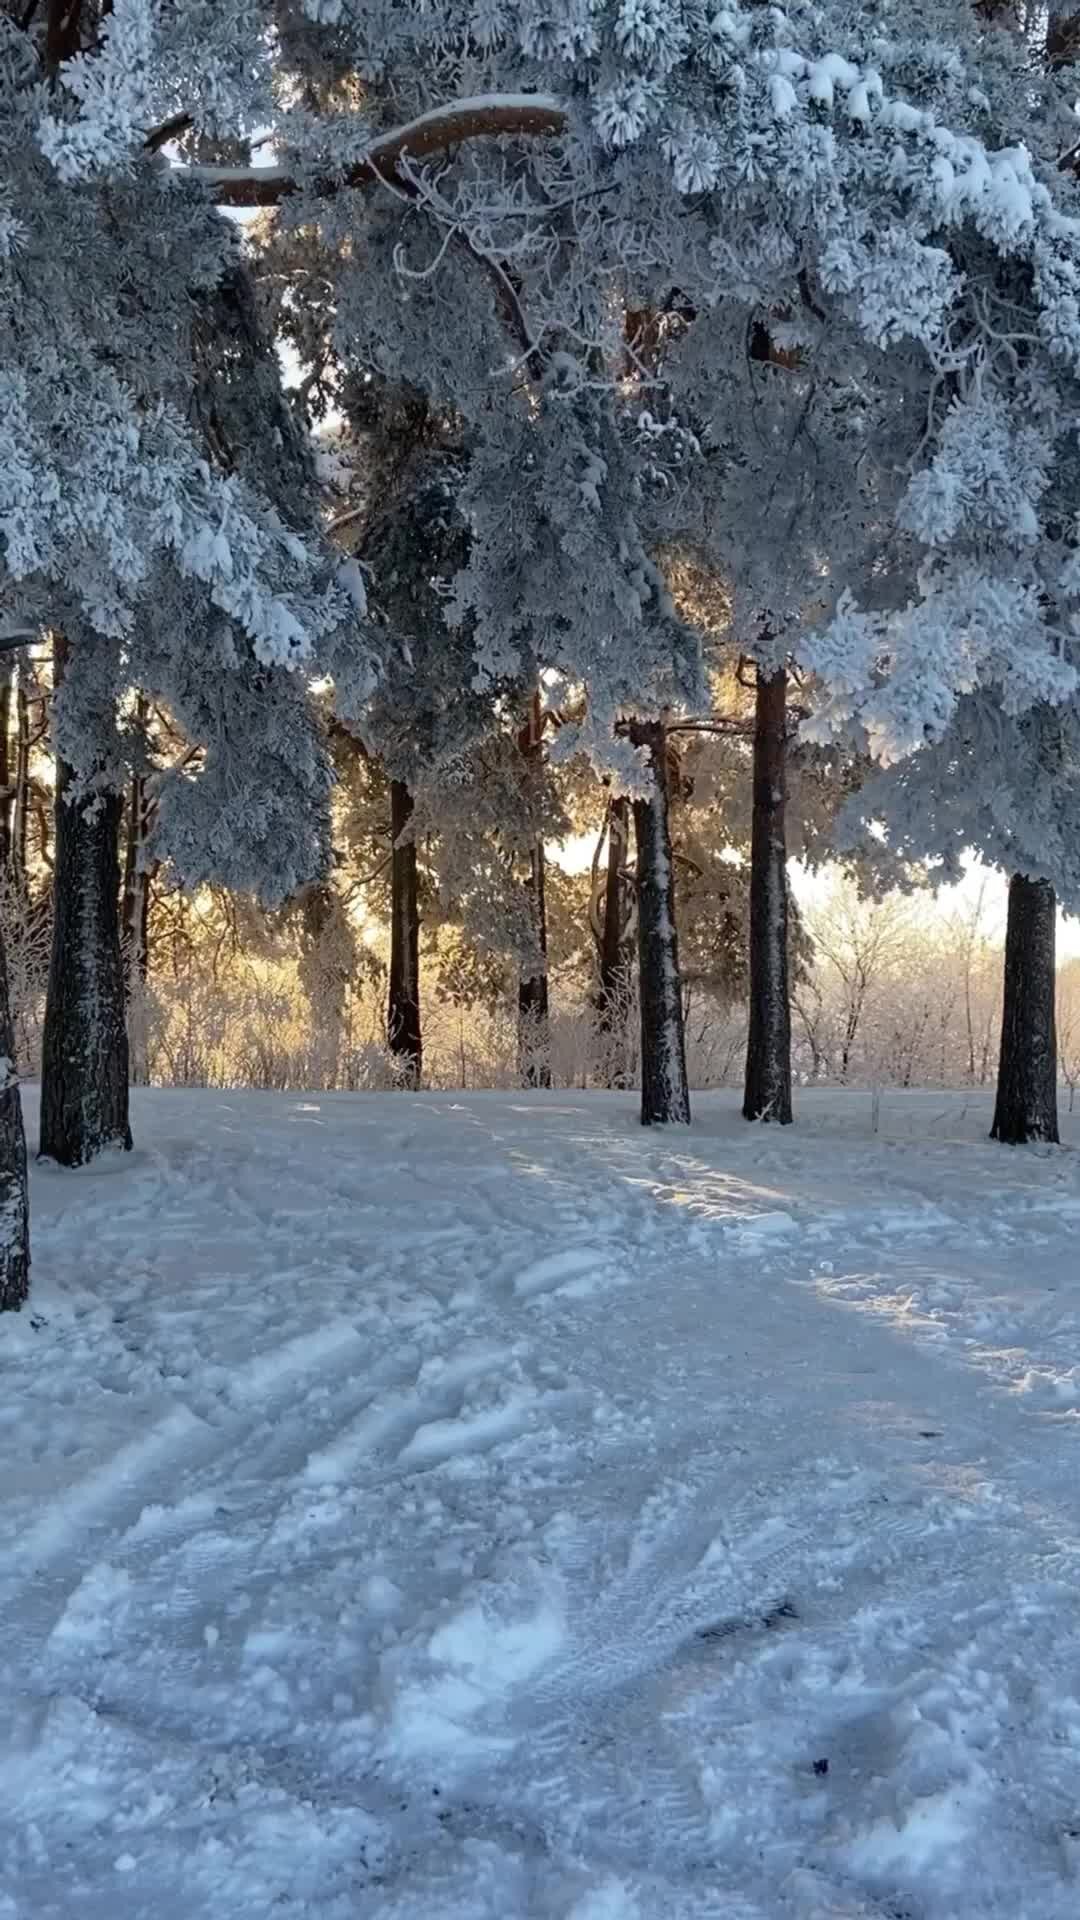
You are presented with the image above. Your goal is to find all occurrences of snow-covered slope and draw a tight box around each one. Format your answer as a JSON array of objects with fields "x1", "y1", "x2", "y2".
[{"x1": 2, "y1": 1088, "x2": 1080, "y2": 1919}]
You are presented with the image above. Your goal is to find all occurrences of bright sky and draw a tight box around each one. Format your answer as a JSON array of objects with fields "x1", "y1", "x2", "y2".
[
  {"x1": 555, "y1": 834, "x2": 1080, "y2": 961},
  {"x1": 791, "y1": 856, "x2": 1080, "y2": 960}
]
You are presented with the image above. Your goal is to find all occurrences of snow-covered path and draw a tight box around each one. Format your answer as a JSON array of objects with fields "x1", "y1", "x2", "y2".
[{"x1": 3, "y1": 1088, "x2": 1080, "y2": 1919}]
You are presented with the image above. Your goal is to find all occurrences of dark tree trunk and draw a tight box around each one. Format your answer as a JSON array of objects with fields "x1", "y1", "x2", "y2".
[
  {"x1": 518, "y1": 836, "x2": 552, "y2": 1089},
  {"x1": 991, "y1": 873, "x2": 1059, "y2": 1145},
  {"x1": 121, "y1": 767, "x2": 152, "y2": 987},
  {"x1": 0, "y1": 920, "x2": 30, "y2": 1310},
  {"x1": 12, "y1": 665, "x2": 31, "y2": 892},
  {"x1": 517, "y1": 690, "x2": 552, "y2": 1090},
  {"x1": 0, "y1": 660, "x2": 12, "y2": 869},
  {"x1": 595, "y1": 795, "x2": 632, "y2": 1088},
  {"x1": 632, "y1": 720, "x2": 690, "y2": 1126},
  {"x1": 121, "y1": 743, "x2": 154, "y2": 1087},
  {"x1": 40, "y1": 750, "x2": 132, "y2": 1166},
  {"x1": 743, "y1": 665, "x2": 793, "y2": 1124},
  {"x1": 388, "y1": 778, "x2": 422, "y2": 1089}
]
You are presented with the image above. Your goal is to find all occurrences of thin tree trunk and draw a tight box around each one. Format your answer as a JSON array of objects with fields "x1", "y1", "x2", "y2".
[
  {"x1": 39, "y1": 641, "x2": 131, "y2": 1166},
  {"x1": 388, "y1": 778, "x2": 422, "y2": 1089},
  {"x1": 518, "y1": 690, "x2": 552, "y2": 1090},
  {"x1": 0, "y1": 661, "x2": 12, "y2": 869},
  {"x1": 991, "y1": 873, "x2": 1059, "y2": 1145},
  {"x1": 595, "y1": 795, "x2": 632, "y2": 1088},
  {"x1": 743, "y1": 664, "x2": 793, "y2": 1124},
  {"x1": 12, "y1": 665, "x2": 31, "y2": 892},
  {"x1": 632, "y1": 720, "x2": 690, "y2": 1126},
  {"x1": 518, "y1": 837, "x2": 552, "y2": 1089},
  {"x1": 121, "y1": 766, "x2": 152, "y2": 986},
  {"x1": 0, "y1": 922, "x2": 30, "y2": 1310},
  {"x1": 121, "y1": 738, "x2": 154, "y2": 1088}
]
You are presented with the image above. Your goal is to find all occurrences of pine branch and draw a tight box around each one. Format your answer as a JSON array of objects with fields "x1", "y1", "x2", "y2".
[{"x1": 183, "y1": 94, "x2": 567, "y2": 208}]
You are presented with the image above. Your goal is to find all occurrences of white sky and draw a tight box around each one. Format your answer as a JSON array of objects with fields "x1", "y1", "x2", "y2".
[
  {"x1": 554, "y1": 835, "x2": 1080, "y2": 961},
  {"x1": 791, "y1": 856, "x2": 1080, "y2": 960}
]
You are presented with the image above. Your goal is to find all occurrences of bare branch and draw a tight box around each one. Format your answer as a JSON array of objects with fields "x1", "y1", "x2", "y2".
[
  {"x1": 183, "y1": 94, "x2": 567, "y2": 209},
  {"x1": 144, "y1": 110, "x2": 193, "y2": 154}
]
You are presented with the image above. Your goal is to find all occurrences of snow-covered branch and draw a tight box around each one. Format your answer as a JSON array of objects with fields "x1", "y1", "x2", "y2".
[{"x1": 187, "y1": 94, "x2": 568, "y2": 208}]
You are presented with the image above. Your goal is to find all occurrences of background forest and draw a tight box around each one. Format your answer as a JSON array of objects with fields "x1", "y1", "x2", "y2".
[{"x1": 5, "y1": 639, "x2": 1080, "y2": 1102}]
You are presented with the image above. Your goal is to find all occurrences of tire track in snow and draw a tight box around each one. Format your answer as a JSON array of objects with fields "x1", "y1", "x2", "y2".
[{"x1": 1, "y1": 1319, "x2": 372, "y2": 1667}]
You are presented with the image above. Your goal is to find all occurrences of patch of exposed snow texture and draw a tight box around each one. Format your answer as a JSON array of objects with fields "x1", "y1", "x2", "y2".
[{"x1": 3, "y1": 1086, "x2": 1080, "y2": 1918}]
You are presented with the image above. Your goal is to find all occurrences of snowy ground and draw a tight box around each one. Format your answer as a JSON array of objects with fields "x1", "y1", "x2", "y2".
[{"x1": 3, "y1": 1087, "x2": 1080, "y2": 1920}]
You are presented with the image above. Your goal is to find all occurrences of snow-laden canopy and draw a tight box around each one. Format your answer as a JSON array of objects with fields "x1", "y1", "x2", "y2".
[{"x1": 5, "y1": 0, "x2": 1080, "y2": 873}]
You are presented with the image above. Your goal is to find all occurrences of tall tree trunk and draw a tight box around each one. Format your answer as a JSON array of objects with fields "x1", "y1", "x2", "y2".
[
  {"x1": 743, "y1": 664, "x2": 793, "y2": 1124},
  {"x1": 0, "y1": 660, "x2": 12, "y2": 870},
  {"x1": 595, "y1": 795, "x2": 632, "y2": 1088},
  {"x1": 12, "y1": 664, "x2": 32, "y2": 893},
  {"x1": 121, "y1": 737, "x2": 154, "y2": 1089},
  {"x1": 0, "y1": 922, "x2": 30, "y2": 1310},
  {"x1": 518, "y1": 690, "x2": 552, "y2": 1089},
  {"x1": 40, "y1": 641, "x2": 132, "y2": 1166},
  {"x1": 121, "y1": 769, "x2": 152, "y2": 987},
  {"x1": 518, "y1": 837, "x2": 552, "y2": 1089},
  {"x1": 388, "y1": 778, "x2": 422, "y2": 1089},
  {"x1": 991, "y1": 873, "x2": 1059, "y2": 1145},
  {"x1": 632, "y1": 720, "x2": 690, "y2": 1126}
]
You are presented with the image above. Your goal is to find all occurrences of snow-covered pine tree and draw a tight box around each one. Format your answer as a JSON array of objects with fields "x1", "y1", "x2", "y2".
[
  {"x1": 198, "y1": 0, "x2": 1080, "y2": 1121},
  {"x1": 0, "y1": 3, "x2": 371, "y2": 1290},
  {"x1": 7, "y1": 0, "x2": 1080, "y2": 1176},
  {"x1": 213, "y1": 0, "x2": 1080, "y2": 738}
]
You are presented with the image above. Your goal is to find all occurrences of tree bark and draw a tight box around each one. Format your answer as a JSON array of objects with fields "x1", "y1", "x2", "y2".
[
  {"x1": 518, "y1": 690, "x2": 552, "y2": 1090},
  {"x1": 633, "y1": 720, "x2": 691, "y2": 1126},
  {"x1": 121, "y1": 767, "x2": 152, "y2": 987},
  {"x1": 0, "y1": 660, "x2": 12, "y2": 870},
  {"x1": 595, "y1": 794, "x2": 632, "y2": 1088},
  {"x1": 388, "y1": 778, "x2": 422, "y2": 1089},
  {"x1": 517, "y1": 836, "x2": 552, "y2": 1089},
  {"x1": 0, "y1": 921, "x2": 30, "y2": 1310},
  {"x1": 991, "y1": 873, "x2": 1059, "y2": 1145},
  {"x1": 743, "y1": 665, "x2": 793, "y2": 1124},
  {"x1": 40, "y1": 645, "x2": 132, "y2": 1166},
  {"x1": 12, "y1": 665, "x2": 32, "y2": 892}
]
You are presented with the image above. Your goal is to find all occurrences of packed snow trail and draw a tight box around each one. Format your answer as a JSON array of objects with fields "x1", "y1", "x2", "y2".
[{"x1": 2, "y1": 1088, "x2": 1080, "y2": 1920}]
